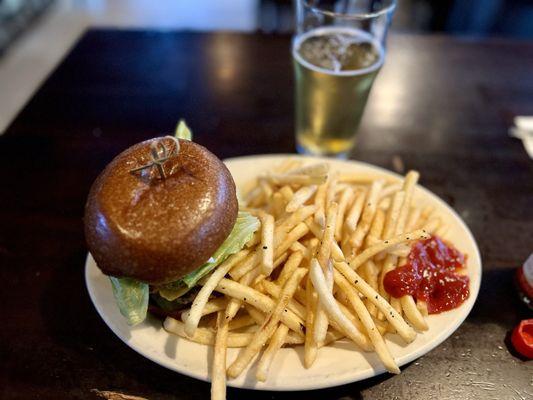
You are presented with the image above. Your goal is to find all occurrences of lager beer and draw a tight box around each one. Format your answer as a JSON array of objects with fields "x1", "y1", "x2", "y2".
[{"x1": 293, "y1": 26, "x2": 384, "y2": 156}]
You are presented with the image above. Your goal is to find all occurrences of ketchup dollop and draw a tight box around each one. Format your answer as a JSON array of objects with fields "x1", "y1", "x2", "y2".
[{"x1": 383, "y1": 236, "x2": 469, "y2": 314}]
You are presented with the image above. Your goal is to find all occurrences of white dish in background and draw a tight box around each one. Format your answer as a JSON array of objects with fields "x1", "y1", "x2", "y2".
[{"x1": 85, "y1": 154, "x2": 482, "y2": 391}]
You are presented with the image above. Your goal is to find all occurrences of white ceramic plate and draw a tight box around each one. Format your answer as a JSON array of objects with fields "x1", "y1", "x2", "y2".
[{"x1": 85, "y1": 155, "x2": 482, "y2": 391}]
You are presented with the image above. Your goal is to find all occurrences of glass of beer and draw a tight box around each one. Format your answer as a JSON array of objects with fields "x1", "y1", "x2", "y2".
[{"x1": 293, "y1": 0, "x2": 396, "y2": 157}]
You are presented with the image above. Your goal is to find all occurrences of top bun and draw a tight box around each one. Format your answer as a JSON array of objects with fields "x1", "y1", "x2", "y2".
[{"x1": 84, "y1": 137, "x2": 238, "y2": 284}]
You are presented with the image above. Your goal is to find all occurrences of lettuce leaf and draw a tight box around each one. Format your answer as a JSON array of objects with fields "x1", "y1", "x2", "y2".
[
  {"x1": 175, "y1": 119, "x2": 193, "y2": 140},
  {"x1": 109, "y1": 277, "x2": 149, "y2": 326},
  {"x1": 157, "y1": 280, "x2": 192, "y2": 302},
  {"x1": 183, "y1": 211, "x2": 259, "y2": 287},
  {"x1": 151, "y1": 288, "x2": 201, "y2": 312},
  {"x1": 158, "y1": 211, "x2": 260, "y2": 300}
]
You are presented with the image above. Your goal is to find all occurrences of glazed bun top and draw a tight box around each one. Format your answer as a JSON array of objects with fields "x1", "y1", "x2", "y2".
[{"x1": 84, "y1": 137, "x2": 238, "y2": 285}]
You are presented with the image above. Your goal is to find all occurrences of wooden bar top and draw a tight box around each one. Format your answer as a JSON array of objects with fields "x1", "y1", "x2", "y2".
[{"x1": 0, "y1": 29, "x2": 532, "y2": 399}]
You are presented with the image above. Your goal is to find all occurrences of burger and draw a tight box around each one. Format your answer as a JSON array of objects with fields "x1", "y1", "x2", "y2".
[{"x1": 84, "y1": 125, "x2": 259, "y2": 325}]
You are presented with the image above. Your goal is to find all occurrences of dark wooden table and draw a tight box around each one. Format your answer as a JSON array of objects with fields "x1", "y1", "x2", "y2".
[{"x1": 1, "y1": 29, "x2": 532, "y2": 400}]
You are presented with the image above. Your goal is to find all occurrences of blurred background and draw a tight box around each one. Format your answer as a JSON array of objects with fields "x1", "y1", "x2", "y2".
[{"x1": 1, "y1": 0, "x2": 532, "y2": 133}]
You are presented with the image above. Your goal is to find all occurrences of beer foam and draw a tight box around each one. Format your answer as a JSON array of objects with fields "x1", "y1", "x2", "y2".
[{"x1": 293, "y1": 26, "x2": 385, "y2": 76}]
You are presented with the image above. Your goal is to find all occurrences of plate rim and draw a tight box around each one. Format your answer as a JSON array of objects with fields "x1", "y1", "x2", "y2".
[{"x1": 85, "y1": 154, "x2": 482, "y2": 391}]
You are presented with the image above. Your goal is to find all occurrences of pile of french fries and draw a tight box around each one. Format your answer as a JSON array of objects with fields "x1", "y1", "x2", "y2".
[{"x1": 163, "y1": 159, "x2": 450, "y2": 399}]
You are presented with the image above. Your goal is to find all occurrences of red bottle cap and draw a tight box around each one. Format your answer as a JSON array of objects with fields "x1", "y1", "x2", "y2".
[{"x1": 511, "y1": 319, "x2": 533, "y2": 359}]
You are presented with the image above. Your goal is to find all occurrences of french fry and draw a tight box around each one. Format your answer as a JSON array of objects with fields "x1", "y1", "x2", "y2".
[
  {"x1": 267, "y1": 174, "x2": 327, "y2": 186},
  {"x1": 382, "y1": 191, "x2": 406, "y2": 243},
  {"x1": 286, "y1": 185, "x2": 317, "y2": 212},
  {"x1": 259, "y1": 178, "x2": 273, "y2": 200},
  {"x1": 275, "y1": 158, "x2": 300, "y2": 173},
  {"x1": 335, "y1": 187, "x2": 354, "y2": 241},
  {"x1": 226, "y1": 268, "x2": 307, "y2": 378},
  {"x1": 435, "y1": 224, "x2": 450, "y2": 238},
  {"x1": 164, "y1": 318, "x2": 253, "y2": 348},
  {"x1": 278, "y1": 185, "x2": 294, "y2": 203},
  {"x1": 334, "y1": 260, "x2": 417, "y2": 343},
  {"x1": 222, "y1": 255, "x2": 276, "y2": 337},
  {"x1": 396, "y1": 171, "x2": 419, "y2": 233},
  {"x1": 185, "y1": 250, "x2": 250, "y2": 336},
  {"x1": 285, "y1": 333, "x2": 305, "y2": 344},
  {"x1": 244, "y1": 306, "x2": 305, "y2": 345},
  {"x1": 421, "y1": 204, "x2": 434, "y2": 218},
  {"x1": 338, "y1": 173, "x2": 394, "y2": 184},
  {"x1": 348, "y1": 229, "x2": 430, "y2": 270},
  {"x1": 228, "y1": 251, "x2": 258, "y2": 281},
  {"x1": 271, "y1": 192, "x2": 285, "y2": 218},
  {"x1": 314, "y1": 182, "x2": 327, "y2": 227},
  {"x1": 244, "y1": 186, "x2": 262, "y2": 207},
  {"x1": 290, "y1": 241, "x2": 314, "y2": 259},
  {"x1": 260, "y1": 280, "x2": 307, "y2": 320},
  {"x1": 214, "y1": 278, "x2": 305, "y2": 337},
  {"x1": 334, "y1": 183, "x2": 351, "y2": 194},
  {"x1": 321, "y1": 329, "x2": 346, "y2": 346},
  {"x1": 372, "y1": 316, "x2": 389, "y2": 336},
  {"x1": 228, "y1": 315, "x2": 256, "y2": 331},
  {"x1": 212, "y1": 312, "x2": 229, "y2": 400},
  {"x1": 325, "y1": 173, "x2": 337, "y2": 210},
  {"x1": 293, "y1": 285, "x2": 307, "y2": 306},
  {"x1": 239, "y1": 255, "x2": 284, "y2": 292},
  {"x1": 349, "y1": 180, "x2": 384, "y2": 250},
  {"x1": 417, "y1": 300, "x2": 429, "y2": 316},
  {"x1": 401, "y1": 295, "x2": 428, "y2": 331},
  {"x1": 231, "y1": 222, "x2": 309, "y2": 280},
  {"x1": 244, "y1": 305, "x2": 264, "y2": 326},
  {"x1": 304, "y1": 276, "x2": 318, "y2": 368},
  {"x1": 256, "y1": 324, "x2": 289, "y2": 381},
  {"x1": 288, "y1": 162, "x2": 329, "y2": 177},
  {"x1": 274, "y1": 223, "x2": 310, "y2": 259},
  {"x1": 258, "y1": 212, "x2": 274, "y2": 275},
  {"x1": 181, "y1": 298, "x2": 228, "y2": 323},
  {"x1": 245, "y1": 231, "x2": 261, "y2": 248},
  {"x1": 361, "y1": 261, "x2": 378, "y2": 316},
  {"x1": 378, "y1": 255, "x2": 396, "y2": 305},
  {"x1": 364, "y1": 260, "x2": 380, "y2": 289},
  {"x1": 390, "y1": 296, "x2": 402, "y2": 314},
  {"x1": 273, "y1": 252, "x2": 289, "y2": 269},
  {"x1": 314, "y1": 203, "x2": 338, "y2": 343},
  {"x1": 379, "y1": 196, "x2": 392, "y2": 210},
  {"x1": 324, "y1": 287, "x2": 370, "y2": 342},
  {"x1": 334, "y1": 285, "x2": 351, "y2": 308},
  {"x1": 313, "y1": 263, "x2": 333, "y2": 344},
  {"x1": 378, "y1": 183, "x2": 402, "y2": 200},
  {"x1": 422, "y1": 218, "x2": 441, "y2": 234},
  {"x1": 310, "y1": 259, "x2": 372, "y2": 351},
  {"x1": 305, "y1": 217, "x2": 344, "y2": 262},
  {"x1": 333, "y1": 269, "x2": 400, "y2": 374},
  {"x1": 388, "y1": 244, "x2": 411, "y2": 258},
  {"x1": 344, "y1": 189, "x2": 366, "y2": 232},
  {"x1": 365, "y1": 208, "x2": 385, "y2": 247},
  {"x1": 316, "y1": 203, "x2": 338, "y2": 267},
  {"x1": 275, "y1": 205, "x2": 316, "y2": 240},
  {"x1": 276, "y1": 251, "x2": 304, "y2": 287},
  {"x1": 406, "y1": 207, "x2": 422, "y2": 232}
]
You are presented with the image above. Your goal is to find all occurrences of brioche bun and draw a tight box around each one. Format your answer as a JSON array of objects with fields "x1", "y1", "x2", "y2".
[{"x1": 84, "y1": 137, "x2": 238, "y2": 284}]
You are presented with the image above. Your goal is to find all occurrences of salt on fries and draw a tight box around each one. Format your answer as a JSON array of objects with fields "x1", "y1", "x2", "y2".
[{"x1": 162, "y1": 159, "x2": 450, "y2": 400}]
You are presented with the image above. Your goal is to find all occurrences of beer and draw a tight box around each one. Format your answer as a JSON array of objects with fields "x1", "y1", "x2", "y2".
[{"x1": 293, "y1": 27, "x2": 384, "y2": 156}]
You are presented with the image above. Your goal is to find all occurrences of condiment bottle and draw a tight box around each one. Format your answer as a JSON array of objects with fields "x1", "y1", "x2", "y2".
[{"x1": 516, "y1": 253, "x2": 533, "y2": 310}]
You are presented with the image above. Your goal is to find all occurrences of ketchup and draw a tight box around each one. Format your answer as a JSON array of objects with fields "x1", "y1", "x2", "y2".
[{"x1": 383, "y1": 236, "x2": 469, "y2": 314}]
